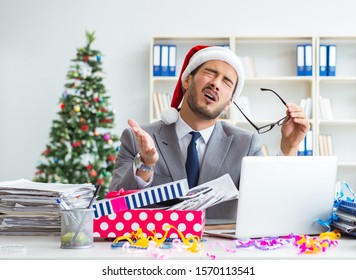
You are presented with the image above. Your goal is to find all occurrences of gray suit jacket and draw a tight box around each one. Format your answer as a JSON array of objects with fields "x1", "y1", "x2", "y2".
[{"x1": 110, "y1": 120, "x2": 263, "y2": 220}]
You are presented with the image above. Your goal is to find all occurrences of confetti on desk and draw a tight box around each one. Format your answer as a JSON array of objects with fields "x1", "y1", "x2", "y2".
[
  {"x1": 229, "y1": 231, "x2": 341, "y2": 255},
  {"x1": 111, "y1": 225, "x2": 203, "y2": 259}
]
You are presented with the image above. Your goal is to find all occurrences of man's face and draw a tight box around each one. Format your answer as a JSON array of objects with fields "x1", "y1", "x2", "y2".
[{"x1": 184, "y1": 60, "x2": 238, "y2": 120}]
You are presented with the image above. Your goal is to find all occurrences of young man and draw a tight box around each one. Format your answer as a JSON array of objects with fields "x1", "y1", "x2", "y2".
[{"x1": 109, "y1": 45, "x2": 310, "y2": 220}]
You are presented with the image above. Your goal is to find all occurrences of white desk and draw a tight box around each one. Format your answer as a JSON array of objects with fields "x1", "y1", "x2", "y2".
[{"x1": 1, "y1": 235, "x2": 356, "y2": 260}]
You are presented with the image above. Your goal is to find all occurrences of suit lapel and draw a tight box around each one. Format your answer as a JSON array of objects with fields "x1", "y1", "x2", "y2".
[
  {"x1": 153, "y1": 124, "x2": 187, "y2": 181},
  {"x1": 199, "y1": 122, "x2": 233, "y2": 184}
]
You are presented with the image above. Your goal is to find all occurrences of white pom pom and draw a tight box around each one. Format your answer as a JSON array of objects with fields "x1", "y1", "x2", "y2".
[{"x1": 161, "y1": 107, "x2": 179, "y2": 124}]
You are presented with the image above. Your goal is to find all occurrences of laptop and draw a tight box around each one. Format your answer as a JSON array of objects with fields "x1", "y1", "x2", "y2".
[{"x1": 204, "y1": 156, "x2": 338, "y2": 239}]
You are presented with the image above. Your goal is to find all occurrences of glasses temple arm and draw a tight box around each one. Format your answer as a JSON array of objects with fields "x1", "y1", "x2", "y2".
[
  {"x1": 260, "y1": 88, "x2": 287, "y2": 107},
  {"x1": 232, "y1": 101, "x2": 260, "y2": 131}
]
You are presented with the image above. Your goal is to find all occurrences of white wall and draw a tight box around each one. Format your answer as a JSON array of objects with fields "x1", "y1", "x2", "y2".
[{"x1": 1, "y1": 0, "x2": 356, "y2": 181}]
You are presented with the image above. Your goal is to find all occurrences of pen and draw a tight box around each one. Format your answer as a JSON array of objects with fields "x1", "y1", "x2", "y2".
[{"x1": 72, "y1": 185, "x2": 101, "y2": 244}]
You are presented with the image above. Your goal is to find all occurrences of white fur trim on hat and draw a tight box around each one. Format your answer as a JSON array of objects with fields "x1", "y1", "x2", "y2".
[
  {"x1": 181, "y1": 46, "x2": 245, "y2": 100},
  {"x1": 161, "y1": 107, "x2": 179, "y2": 124}
]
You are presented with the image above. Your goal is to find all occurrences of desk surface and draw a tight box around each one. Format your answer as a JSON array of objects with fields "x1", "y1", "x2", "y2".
[{"x1": 1, "y1": 235, "x2": 356, "y2": 260}]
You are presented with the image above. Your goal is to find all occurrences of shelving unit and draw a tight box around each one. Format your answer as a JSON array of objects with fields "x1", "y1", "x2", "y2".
[
  {"x1": 149, "y1": 36, "x2": 356, "y2": 186},
  {"x1": 316, "y1": 37, "x2": 356, "y2": 186}
]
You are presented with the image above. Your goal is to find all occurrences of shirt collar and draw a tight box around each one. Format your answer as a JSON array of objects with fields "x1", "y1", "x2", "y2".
[{"x1": 175, "y1": 114, "x2": 214, "y2": 143}]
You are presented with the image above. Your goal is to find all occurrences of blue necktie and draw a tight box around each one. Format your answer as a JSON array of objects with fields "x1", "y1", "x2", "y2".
[{"x1": 185, "y1": 131, "x2": 201, "y2": 188}]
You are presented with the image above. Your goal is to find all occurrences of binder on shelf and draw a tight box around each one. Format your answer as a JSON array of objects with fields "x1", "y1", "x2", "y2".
[
  {"x1": 305, "y1": 130, "x2": 313, "y2": 156},
  {"x1": 160, "y1": 45, "x2": 169, "y2": 76},
  {"x1": 152, "y1": 92, "x2": 161, "y2": 119},
  {"x1": 297, "y1": 136, "x2": 306, "y2": 156},
  {"x1": 168, "y1": 45, "x2": 177, "y2": 76},
  {"x1": 327, "y1": 44, "x2": 336, "y2": 76},
  {"x1": 239, "y1": 56, "x2": 256, "y2": 78},
  {"x1": 296, "y1": 44, "x2": 305, "y2": 76},
  {"x1": 301, "y1": 97, "x2": 312, "y2": 120},
  {"x1": 304, "y1": 44, "x2": 313, "y2": 76},
  {"x1": 153, "y1": 44, "x2": 161, "y2": 76},
  {"x1": 319, "y1": 44, "x2": 328, "y2": 76}
]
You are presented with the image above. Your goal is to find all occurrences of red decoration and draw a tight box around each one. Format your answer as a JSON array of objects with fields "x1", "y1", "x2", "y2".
[
  {"x1": 60, "y1": 103, "x2": 65, "y2": 109},
  {"x1": 81, "y1": 125, "x2": 89, "y2": 132},
  {"x1": 100, "y1": 119, "x2": 113, "y2": 123},
  {"x1": 96, "y1": 178, "x2": 104, "y2": 185},
  {"x1": 42, "y1": 149, "x2": 51, "y2": 155},
  {"x1": 84, "y1": 55, "x2": 89, "y2": 62},
  {"x1": 86, "y1": 164, "x2": 92, "y2": 170},
  {"x1": 107, "y1": 154, "x2": 116, "y2": 162},
  {"x1": 90, "y1": 169, "x2": 97, "y2": 177},
  {"x1": 72, "y1": 141, "x2": 82, "y2": 148},
  {"x1": 99, "y1": 107, "x2": 107, "y2": 112},
  {"x1": 35, "y1": 170, "x2": 44, "y2": 175},
  {"x1": 93, "y1": 97, "x2": 100, "y2": 103}
]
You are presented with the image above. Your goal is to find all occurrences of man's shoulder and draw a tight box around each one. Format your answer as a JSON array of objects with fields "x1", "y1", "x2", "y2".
[
  {"x1": 141, "y1": 120, "x2": 172, "y2": 134},
  {"x1": 219, "y1": 120, "x2": 255, "y2": 137}
]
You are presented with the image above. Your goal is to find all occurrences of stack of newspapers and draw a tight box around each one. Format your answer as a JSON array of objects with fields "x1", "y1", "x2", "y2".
[{"x1": 0, "y1": 179, "x2": 95, "y2": 236}]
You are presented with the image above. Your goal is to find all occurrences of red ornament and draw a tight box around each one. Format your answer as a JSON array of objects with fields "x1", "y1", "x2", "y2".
[
  {"x1": 60, "y1": 103, "x2": 65, "y2": 109},
  {"x1": 81, "y1": 125, "x2": 89, "y2": 132},
  {"x1": 93, "y1": 97, "x2": 100, "y2": 103},
  {"x1": 90, "y1": 169, "x2": 97, "y2": 177},
  {"x1": 86, "y1": 164, "x2": 92, "y2": 170},
  {"x1": 84, "y1": 55, "x2": 89, "y2": 62},
  {"x1": 72, "y1": 141, "x2": 82, "y2": 148},
  {"x1": 96, "y1": 178, "x2": 104, "y2": 185},
  {"x1": 42, "y1": 149, "x2": 51, "y2": 155},
  {"x1": 107, "y1": 154, "x2": 116, "y2": 162},
  {"x1": 35, "y1": 170, "x2": 44, "y2": 175}
]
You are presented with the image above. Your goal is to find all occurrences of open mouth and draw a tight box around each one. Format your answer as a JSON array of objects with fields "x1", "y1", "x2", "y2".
[{"x1": 203, "y1": 89, "x2": 217, "y2": 102}]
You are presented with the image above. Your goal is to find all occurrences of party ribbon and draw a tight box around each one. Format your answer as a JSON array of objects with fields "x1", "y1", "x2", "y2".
[{"x1": 112, "y1": 224, "x2": 203, "y2": 253}]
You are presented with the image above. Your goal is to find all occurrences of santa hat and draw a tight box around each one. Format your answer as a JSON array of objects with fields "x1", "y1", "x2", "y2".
[{"x1": 161, "y1": 45, "x2": 245, "y2": 124}]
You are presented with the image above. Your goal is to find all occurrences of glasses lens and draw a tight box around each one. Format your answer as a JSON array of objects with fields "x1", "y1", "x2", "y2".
[
  {"x1": 258, "y1": 124, "x2": 274, "y2": 134},
  {"x1": 277, "y1": 116, "x2": 290, "y2": 126}
]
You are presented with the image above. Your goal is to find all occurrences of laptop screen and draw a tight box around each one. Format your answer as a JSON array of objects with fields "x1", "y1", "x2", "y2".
[{"x1": 234, "y1": 156, "x2": 338, "y2": 239}]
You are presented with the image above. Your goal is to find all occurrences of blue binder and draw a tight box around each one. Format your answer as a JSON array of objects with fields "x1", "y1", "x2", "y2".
[
  {"x1": 160, "y1": 45, "x2": 169, "y2": 76},
  {"x1": 319, "y1": 44, "x2": 328, "y2": 76},
  {"x1": 153, "y1": 44, "x2": 161, "y2": 76},
  {"x1": 327, "y1": 44, "x2": 336, "y2": 76},
  {"x1": 305, "y1": 130, "x2": 313, "y2": 156},
  {"x1": 168, "y1": 45, "x2": 177, "y2": 76},
  {"x1": 297, "y1": 136, "x2": 306, "y2": 156},
  {"x1": 296, "y1": 44, "x2": 305, "y2": 76},
  {"x1": 304, "y1": 44, "x2": 313, "y2": 76}
]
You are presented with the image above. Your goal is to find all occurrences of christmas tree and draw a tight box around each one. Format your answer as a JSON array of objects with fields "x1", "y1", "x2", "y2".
[{"x1": 34, "y1": 31, "x2": 119, "y2": 199}]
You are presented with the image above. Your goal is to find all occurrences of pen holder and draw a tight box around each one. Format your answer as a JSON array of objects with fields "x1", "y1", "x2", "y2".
[{"x1": 60, "y1": 208, "x2": 94, "y2": 249}]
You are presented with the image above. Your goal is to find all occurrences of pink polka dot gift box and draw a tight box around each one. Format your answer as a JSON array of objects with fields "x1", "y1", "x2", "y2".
[{"x1": 93, "y1": 208, "x2": 205, "y2": 239}]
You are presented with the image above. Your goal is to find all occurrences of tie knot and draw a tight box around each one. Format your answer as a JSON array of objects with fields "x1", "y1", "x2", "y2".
[{"x1": 189, "y1": 131, "x2": 201, "y2": 142}]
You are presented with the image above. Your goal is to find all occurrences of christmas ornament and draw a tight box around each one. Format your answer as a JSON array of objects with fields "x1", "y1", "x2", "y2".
[
  {"x1": 74, "y1": 105, "x2": 81, "y2": 112},
  {"x1": 90, "y1": 169, "x2": 97, "y2": 177},
  {"x1": 81, "y1": 125, "x2": 89, "y2": 132},
  {"x1": 103, "y1": 134, "x2": 110, "y2": 141}
]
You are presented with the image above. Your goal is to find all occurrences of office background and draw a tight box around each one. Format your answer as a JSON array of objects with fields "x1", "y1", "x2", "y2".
[{"x1": 0, "y1": 0, "x2": 355, "y2": 181}]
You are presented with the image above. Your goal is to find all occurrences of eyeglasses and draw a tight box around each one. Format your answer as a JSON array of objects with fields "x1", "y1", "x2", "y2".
[{"x1": 233, "y1": 88, "x2": 290, "y2": 134}]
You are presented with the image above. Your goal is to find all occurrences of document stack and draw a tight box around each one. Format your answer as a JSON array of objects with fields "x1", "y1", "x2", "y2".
[
  {"x1": 0, "y1": 179, "x2": 95, "y2": 236},
  {"x1": 332, "y1": 200, "x2": 356, "y2": 237}
]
